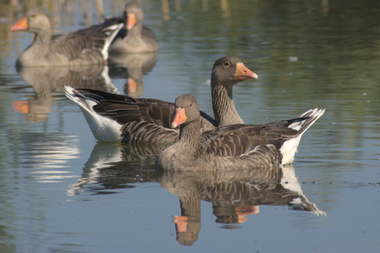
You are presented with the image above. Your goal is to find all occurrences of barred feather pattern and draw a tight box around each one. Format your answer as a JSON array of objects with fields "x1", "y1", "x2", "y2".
[
  {"x1": 156, "y1": 140, "x2": 282, "y2": 171},
  {"x1": 68, "y1": 88, "x2": 215, "y2": 143},
  {"x1": 156, "y1": 95, "x2": 324, "y2": 171},
  {"x1": 15, "y1": 9, "x2": 123, "y2": 67},
  {"x1": 121, "y1": 121, "x2": 178, "y2": 144}
]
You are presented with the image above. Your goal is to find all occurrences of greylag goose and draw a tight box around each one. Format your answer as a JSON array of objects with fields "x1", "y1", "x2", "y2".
[
  {"x1": 64, "y1": 56, "x2": 257, "y2": 143},
  {"x1": 109, "y1": 1, "x2": 159, "y2": 54},
  {"x1": 155, "y1": 94, "x2": 325, "y2": 170},
  {"x1": 11, "y1": 9, "x2": 123, "y2": 67}
]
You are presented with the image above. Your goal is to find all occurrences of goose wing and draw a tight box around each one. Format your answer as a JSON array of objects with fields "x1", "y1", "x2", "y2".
[
  {"x1": 200, "y1": 120, "x2": 304, "y2": 157},
  {"x1": 51, "y1": 18, "x2": 123, "y2": 62},
  {"x1": 75, "y1": 89, "x2": 215, "y2": 139}
]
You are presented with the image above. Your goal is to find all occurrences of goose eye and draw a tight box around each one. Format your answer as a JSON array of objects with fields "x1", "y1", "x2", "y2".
[
  {"x1": 224, "y1": 61, "x2": 230, "y2": 67},
  {"x1": 189, "y1": 103, "x2": 192, "y2": 107}
]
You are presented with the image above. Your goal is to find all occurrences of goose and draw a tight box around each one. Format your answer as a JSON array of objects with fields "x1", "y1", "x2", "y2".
[
  {"x1": 155, "y1": 94, "x2": 325, "y2": 170},
  {"x1": 11, "y1": 9, "x2": 123, "y2": 67},
  {"x1": 64, "y1": 56, "x2": 257, "y2": 143},
  {"x1": 109, "y1": 1, "x2": 159, "y2": 54}
]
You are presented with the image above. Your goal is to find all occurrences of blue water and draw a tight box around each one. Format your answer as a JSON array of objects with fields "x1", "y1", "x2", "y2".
[{"x1": 0, "y1": 1, "x2": 379, "y2": 252}]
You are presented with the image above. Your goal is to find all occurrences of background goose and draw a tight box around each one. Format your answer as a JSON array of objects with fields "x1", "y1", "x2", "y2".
[
  {"x1": 65, "y1": 56, "x2": 257, "y2": 143},
  {"x1": 11, "y1": 9, "x2": 123, "y2": 67},
  {"x1": 109, "y1": 1, "x2": 159, "y2": 54},
  {"x1": 155, "y1": 94, "x2": 325, "y2": 171}
]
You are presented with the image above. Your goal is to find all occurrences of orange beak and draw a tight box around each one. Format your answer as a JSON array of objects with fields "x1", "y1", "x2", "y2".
[
  {"x1": 126, "y1": 13, "x2": 136, "y2": 30},
  {"x1": 127, "y1": 78, "x2": 137, "y2": 93},
  {"x1": 171, "y1": 108, "x2": 187, "y2": 128},
  {"x1": 11, "y1": 17, "x2": 28, "y2": 31},
  {"x1": 236, "y1": 206, "x2": 259, "y2": 223},
  {"x1": 12, "y1": 100, "x2": 29, "y2": 114},
  {"x1": 234, "y1": 62, "x2": 258, "y2": 81},
  {"x1": 173, "y1": 215, "x2": 188, "y2": 232}
]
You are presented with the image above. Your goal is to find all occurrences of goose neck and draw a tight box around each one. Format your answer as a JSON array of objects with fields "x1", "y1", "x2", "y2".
[{"x1": 211, "y1": 82, "x2": 243, "y2": 126}]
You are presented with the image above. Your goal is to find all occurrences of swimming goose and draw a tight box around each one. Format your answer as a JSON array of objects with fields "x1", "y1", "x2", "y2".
[
  {"x1": 155, "y1": 94, "x2": 325, "y2": 170},
  {"x1": 109, "y1": 1, "x2": 159, "y2": 54},
  {"x1": 64, "y1": 56, "x2": 257, "y2": 143},
  {"x1": 11, "y1": 9, "x2": 123, "y2": 67}
]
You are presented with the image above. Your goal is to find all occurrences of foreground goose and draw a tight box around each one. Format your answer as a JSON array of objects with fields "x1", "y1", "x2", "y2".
[
  {"x1": 65, "y1": 56, "x2": 257, "y2": 143},
  {"x1": 109, "y1": 1, "x2": 159, "y2": 54},
  {"x1": 155, "y1": 94, "x2": 325, "y2": 170},
  {"x1": 11, "y1": 9, "x2": 123, "y2": 67}
]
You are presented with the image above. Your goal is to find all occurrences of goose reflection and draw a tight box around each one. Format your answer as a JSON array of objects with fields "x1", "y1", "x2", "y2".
[
  {"x1": 156, "y1": 165, "x2": 325, "y2": 246},
  {"x1": 108, "y1": 52, "x2": 158, "y2": 97},
  {"x1": 67, "y1": 142, "x2": 168, "y2": 196},
  {"x1": 13, "y1": 65, "x2": 117, "y2": 122}
]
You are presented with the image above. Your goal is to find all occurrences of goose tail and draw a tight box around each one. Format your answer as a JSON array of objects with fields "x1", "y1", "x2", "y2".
[
  {"x1": 64, "y1": 86, "x2": 122, "y2": 143},
  {"x1": 100, "y1": 17, "x2": 124, "y2": 60},
  {"x1": 280, "y1": 108, "x2": 325, "y2": 164}
]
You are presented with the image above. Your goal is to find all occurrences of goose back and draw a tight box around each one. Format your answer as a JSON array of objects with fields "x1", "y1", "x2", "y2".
[
  {"x1": 66, "y1": 88, "x2": 216, "y2": 144},
  {"x1": 12, "y1": 9, "x2": 123, "y2": 67},
  {"x1": 155, "y1": 94, "x2": 325, "y2": 171},
  {"x1": 65, "y1": 56, "x2": 257, "y2": 144}
]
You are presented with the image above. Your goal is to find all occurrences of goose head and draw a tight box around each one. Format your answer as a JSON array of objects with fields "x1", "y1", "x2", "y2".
[
  {"x1": 211, "y1": 56, "x2": 258, "y2": 88},
  {"x1": 123, "y1": 1, "x2": 144, "y2": 30},
  {"x1": 171, "y1": 94, "x2": 200, "y2": 128},
  {"x1": 11, "y1": 9, "x2": 51, "y2": 34}
]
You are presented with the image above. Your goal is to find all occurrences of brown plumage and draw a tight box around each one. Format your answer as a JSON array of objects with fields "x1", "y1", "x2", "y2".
[
  {"x1": 155, "y1": 94, "x2": 325, "y2": 170},
  {"x1": 109, "y1": 1, "x2": 159, "y2": 54},
  {"x1": 11, "y1": 9, "x2": 123, "y2": 67},
  {"x1": 65, "y1": 56, "x2": 257, "y2": 143}
]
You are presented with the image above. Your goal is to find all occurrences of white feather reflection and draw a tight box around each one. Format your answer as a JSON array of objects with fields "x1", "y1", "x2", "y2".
[{"x1": 16, "y1": 132, "x2": 81, "y2": 183}]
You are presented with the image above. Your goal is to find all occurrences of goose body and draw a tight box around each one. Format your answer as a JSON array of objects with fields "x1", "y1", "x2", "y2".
[
  {"x1": 109, "y1": 1, "x2": 159, "y2": 54},
  {"x1": 64, "y1": 87, "x2": 215, "y2": 143},
  {"x1": 65, "y1": 56, "x2": 257, "y2": 143},
  {"x1": 11, "y1": 9, "x2": 123, "y2": 67},
  {"x1": 155, "y1": 94, "x2": 325, "y2": 170}
]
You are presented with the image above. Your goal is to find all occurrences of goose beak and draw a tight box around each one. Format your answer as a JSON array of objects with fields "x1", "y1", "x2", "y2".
[
  {"x1": 171, "y1": 108, "x2": 187, "y2": 128},
  {"x1": 234, "y1": 62, "x2": 258, "y2": 80},
  {"x1": 11, "y1": 17, "x2": 28, "y2": 31},
  {"x1": 173, "y1": 215, "x2": 188, "y2": 232},
  {"x1": 236, "y1": 206, "x2": 259, "y2": 223},
  {"x1": 12, "y1": 100, "x2": 29, "y2": 113},
  {"x1": 127, "y1": 78, "x2": 137, "y2": 93},
  {"x1": 126, "y1": 13, "x2": 136, "y2": 30}
]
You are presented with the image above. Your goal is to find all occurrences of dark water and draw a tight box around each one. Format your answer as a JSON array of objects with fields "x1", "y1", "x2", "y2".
[{"x1": 0, "y1": 1, "x2": 380, "y2": 252}]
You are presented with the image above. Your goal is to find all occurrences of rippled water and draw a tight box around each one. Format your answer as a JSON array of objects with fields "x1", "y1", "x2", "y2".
[{"x1": 0, "y1": 1, "x2": 380, "y2": 252}]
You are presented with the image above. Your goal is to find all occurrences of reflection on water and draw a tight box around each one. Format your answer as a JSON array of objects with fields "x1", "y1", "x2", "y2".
[
  {"x1": 10, "y1": 131, "x2": 80, "y2": 183},
  {"x1": 67, "y1": 141, "x2": 326, "y2": 246},
  {"x1": 68, "y1": 142, "x2": 168, "y2": 196},
  {"x1": 108, "y1": 52, "x2": 158, "y2": 98},
  {"x1": 13, "y1": 65, "x2": 117, "y2": 122},
  {"x1": 0, "y1": 0, "x2": 380, "y2": 252},
  {"x1": 157, "y1": 165, "x2": 325, "y2": 246}
]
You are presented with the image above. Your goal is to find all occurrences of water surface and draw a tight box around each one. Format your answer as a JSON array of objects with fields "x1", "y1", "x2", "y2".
[{"x1": 0, "y1": 1, "x2": 379, "y2": 252}]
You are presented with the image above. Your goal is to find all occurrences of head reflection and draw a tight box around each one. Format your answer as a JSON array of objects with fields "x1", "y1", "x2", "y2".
[{"x1": 157, "y1": 164, "x2": 325, "y2": 246}]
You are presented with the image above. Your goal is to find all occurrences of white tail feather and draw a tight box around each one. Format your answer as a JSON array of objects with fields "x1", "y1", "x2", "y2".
[
  {"x1": 101, "y1": 23, "x2": 124, "y2": 59},
  {"x1": 64, "y1": 86, "x2": 122, "y2": 142},
  {"x1": 280, "y1": 108, "x2": 325, "y2": 164}
]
